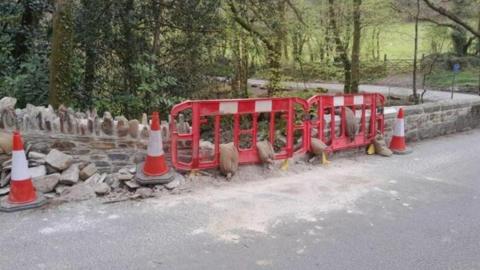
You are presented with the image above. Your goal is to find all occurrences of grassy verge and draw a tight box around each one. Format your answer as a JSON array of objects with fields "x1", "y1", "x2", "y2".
[{"x1": 425, "y1": 69, "x2": 479, "y2": 91}]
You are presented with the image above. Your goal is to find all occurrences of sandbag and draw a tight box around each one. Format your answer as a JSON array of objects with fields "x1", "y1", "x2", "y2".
[
  {"x1": 373, "y1": 134, "x2": 392, "y2": 157},
  {"x1": 310, "y1": 137, "x2": 327, "y2": 156},
  {"x1": 256, "y1": 140, "x2": 274, "y2": 165},
  {"x1": 345, "y1": 107, "x2": 358, "y2": 142},
  {"x1": 219, "y1": 142, "x2": 239, "y2": 179}
]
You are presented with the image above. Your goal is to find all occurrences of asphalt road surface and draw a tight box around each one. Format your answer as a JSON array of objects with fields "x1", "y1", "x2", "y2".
[{"x1": 1, "y1": 130, "x2": 480, "y2": 270}]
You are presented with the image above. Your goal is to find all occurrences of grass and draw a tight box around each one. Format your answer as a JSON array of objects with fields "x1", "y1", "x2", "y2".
[
  {"x1": 425, "y1": 69, "x2": 479, "y2": 91},
  {"x1": 363, "y1": 23, "x2": 450, "y2": 60}
]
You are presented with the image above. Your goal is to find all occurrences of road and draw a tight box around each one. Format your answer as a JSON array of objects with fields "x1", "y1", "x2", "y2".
[
  {"x1": 1, "y1": 130, "x2": 480, "y2": 270},
  {"x1": 247, "y1": 79, "x2": 480, "y2": 102}
]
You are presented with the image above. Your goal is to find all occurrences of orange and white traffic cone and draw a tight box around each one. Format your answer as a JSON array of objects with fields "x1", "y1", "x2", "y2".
[
  {"x1": 136, "y1": 112, "x2": 175, "y2": 185},
  {"x1": 0, "y1": 131, "x2": 46, "y2": 212},
  {"x1": 389, "y1": 108, "x2": 412, "y2": 154}
]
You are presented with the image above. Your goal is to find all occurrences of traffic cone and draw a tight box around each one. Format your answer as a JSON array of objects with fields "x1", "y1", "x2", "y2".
[
  {"x1": 0, "y1": 131, "x2": 46, "y2": 212},
  {"x1": 136, "y1": 112, "x2": 175, "y2": 185},
  {"x1": 389, "y1": 108, "x2": 412, "y2": 154}
]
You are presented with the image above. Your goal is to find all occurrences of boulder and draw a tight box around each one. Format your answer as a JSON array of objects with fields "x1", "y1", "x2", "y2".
[
  {"x1": 33, "y1": 173, "x2": 60, "y2": 193},
  {"x1": 256, "y1": 140, "x2": 274, "y2": 164},
  {"x1": 60, "y1": 164, "x2": 80, "y2": 185},
  {"x1": 116, "y1": 116, "x2": 129, "y2": 137},
  {"x1": 219, "y1": 143, "x2": 239, "y2": 179},
  {"x1": 46, "y1": 149, "x2": 73, "y2": 171},
  {"x1": 79, "y1": 163, "x2": 97, "y2": 180}
]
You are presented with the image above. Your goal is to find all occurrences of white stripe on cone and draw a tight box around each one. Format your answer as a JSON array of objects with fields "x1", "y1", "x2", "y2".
[
  {"x1": 219, "y1": 102, "x2": 238, "y2": 114},
  {"x1": 11, "y1": 150, "x2": 31, "y2": 181},
  {"x1": 393, "y1": 118, "x2": 405, "y2": 137},
  {"x1": 255, "y1": 100, "x2": 272, "y2": 112},
  {"x1": 334, "y1": 96, "x2": 344, "y2": 107},
  {"x1": 147, "y1": 130, "x2": 164, "y2": 156}
]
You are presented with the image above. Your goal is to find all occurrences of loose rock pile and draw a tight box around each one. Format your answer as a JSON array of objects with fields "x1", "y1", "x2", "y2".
[{"x1": 0, "y1": 145, "x2": 186, "y2": 204}]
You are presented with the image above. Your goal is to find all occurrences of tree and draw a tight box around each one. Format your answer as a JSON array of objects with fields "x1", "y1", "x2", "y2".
[
  {"x1": 412, "y1": 0, "x2": 420, "y2": 104},
  {"x1": 227, "y1": 0, "x2": 295, "y2": 96},
  {"x1": 351, "y1": 0, "x2": 362, "y2": 93},
  {"x1": 422, "y1": 0, "x2": 480, "y2": 38},
  {"x1": 49, "y1": 0, "x2": 74, "y2": 108}
]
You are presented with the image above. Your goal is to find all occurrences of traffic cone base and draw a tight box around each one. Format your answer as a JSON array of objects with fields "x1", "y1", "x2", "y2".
[
  {"x1": 0, "y1": 194, "x2": 46, "y2": 212},
  {"x1": 136, "y1": 162, "x2": 175, "y2": 185}
]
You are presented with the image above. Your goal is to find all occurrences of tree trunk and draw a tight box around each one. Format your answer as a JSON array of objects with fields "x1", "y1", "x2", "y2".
[
  {"x1": 351, "y1": 0, "x2": 362, "y2": 93},
  {"x1": 328, "y1": 0, "x2": 351, "y2": 93},
  {"x1": 49, "y1": 0, "x2": 74, "y2": 108},
  {"x1": 412, "y1": 0, "x2": 420, "y2": 104}
]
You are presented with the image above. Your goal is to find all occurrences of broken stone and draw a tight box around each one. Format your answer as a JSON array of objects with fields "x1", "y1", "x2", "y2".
[
  {"x1": 0, "y1": 172, "x2": 11, "y2": 187},
  {"x1": 165, "y1": 177, "x2": 180, "y2": 190},
  {"x1": 46, "y1": 149, "x2": 73, "y2": 171},
  {"x1": 135, "y1": 187, "x2": 153, "y2": 198},
  {"x1": 141, "y1": 113, "x2": 148, "y2": 125},
  {"x1": 0, "y1": 187, "x2": 9, "y2": 196},
  {"x1": 94, "y1": 182, "x2": 110, "y2": 196},
  {"x1": 117, "y1": 172, "x2": 133, "y2": 181},
  {"x1": 60, "y1": 182, "x2": 95, "y2": 201},
  {"x1": 60, "y1": 164, "x2": 80, "y2": 185},
  {"x1": 98, "y1": 173, "x2": 107, "y2": 183},
  {"x1": 128, "y1": 119, "x2": 140, "y2": 138},
  {"x1": 55, "y1": 185, "x2": 67, "y2": 195},
  {"x1": 28, "y1": 151, "x2": 46, "y2": 160},
  {"x1": 124, "y1": 180, "x2": 140, "y2": 189},
  {"x1": 79, "y1": 163, "x2": 97, "y2": 180},
  {"x1": 44, "y1": 193, "x2": 56, "y2": 199},
  {"x1": 85, "y1": 173, "x2": 101, "y2": 184},
  {"x1": 33, "y1": 173, "x2": 60, "y2": 193},
  {"x1": 29, "y1": 165, "x2": 47, "y2": 179}
]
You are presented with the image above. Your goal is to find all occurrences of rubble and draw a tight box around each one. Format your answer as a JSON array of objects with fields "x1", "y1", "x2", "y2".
[
  {"x1": 165, "y1": 178, "x2": 180, "y2": 190},
  {"x1": 46, "y1": 149, "x2": 73, "y2": 171},
  {"x1": 33, "y1": 173, "x2": 60, "y2": 193},
  {"x1": 79, "y1": 163, "x2": 97, "y2": 180},
  {"x1": 29, "y1": 166, "x2": 47, "y2": 179},
  {"x1": 135, "y1": 187, "x2": 153, "y2": 198},
  {"x1": 60, "y1": 164, "x2": 80, "y2": 185},
  {"x1": 0, "y1": 187, "x2": 9, "y2": 196},
  {"x1": 94, "y1": 183, "x2": 110, "y2": 196},
  {"x1": 124, "y1": 180, "x2": 140, "y2": 189},
  {"x1": 60, "y1": 182, "x2": 95, "y2": 201}
]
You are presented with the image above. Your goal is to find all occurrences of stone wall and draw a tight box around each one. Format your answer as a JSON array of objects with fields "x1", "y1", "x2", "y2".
[
  {"x1": 383, "y1": 99, "x2": 480, "y2": 143},
  {"x1": 1, "y1": 97, "x2": 479, "y2": 174}
]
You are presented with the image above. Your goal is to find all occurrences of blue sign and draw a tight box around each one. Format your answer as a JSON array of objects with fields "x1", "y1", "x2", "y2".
[{"x1": 453, "y1": 63, "x2": 461, "y2": 73}]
